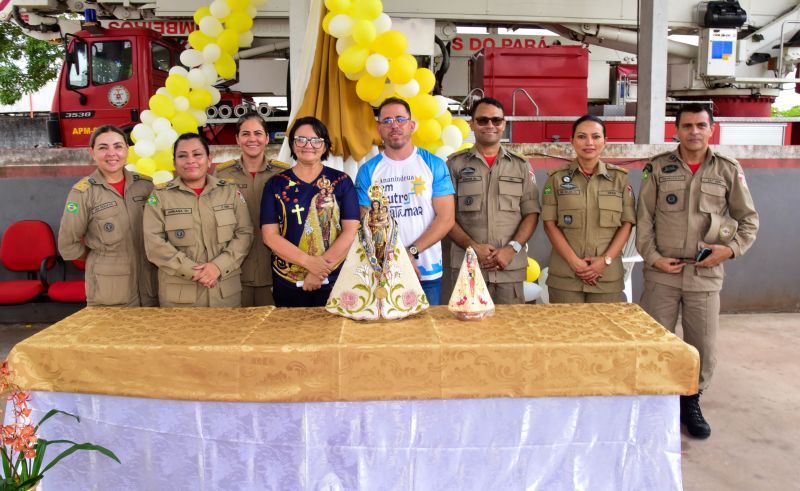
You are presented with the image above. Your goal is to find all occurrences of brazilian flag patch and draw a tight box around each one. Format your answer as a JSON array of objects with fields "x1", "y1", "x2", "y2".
[
  {"x1": 65, "y1": 201, "x2": 79, "y2": 214},
  {"x1": 543, "y1": 184, "x2": 553, "y2": 196},
  {"x1": 642, "y1": 164, "x2": 652, "y2": 181},
  {"x1": 147, "y1": 195, "x2": 158, "y2": 205}
]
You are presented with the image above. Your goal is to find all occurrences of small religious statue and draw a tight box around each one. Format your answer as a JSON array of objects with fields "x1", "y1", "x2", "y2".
[
  {"x1": 448, "y1": 246, "x2": 495, "y2": 320},
  {"x1": 326, "y1": 185, "x2": 428, "y2": 320}
]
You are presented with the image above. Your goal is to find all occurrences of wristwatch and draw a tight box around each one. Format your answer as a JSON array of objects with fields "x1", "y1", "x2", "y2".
[
  {"x1": 508, "y1": 240, "x2": 522, "y2": 254},
  {"x1": 604, "y1": 255, "x2": 613, "y2": 265},
  {"x1": 408, "y1": 245, "x2": 420, "y2": 259}
]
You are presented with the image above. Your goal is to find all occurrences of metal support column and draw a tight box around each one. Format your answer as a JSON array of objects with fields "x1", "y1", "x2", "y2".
[{"x1": 636, "y1": 0, "x2": 669, "y2": 144}]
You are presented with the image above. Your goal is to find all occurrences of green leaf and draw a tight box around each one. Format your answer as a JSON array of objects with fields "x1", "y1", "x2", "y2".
[
  {"x1": 41, "y1": 443, "x2": 120, "y2": 474},
  {"x1": 1, "y1": 451, "x2": 12, "y2": 481},
  {"x1": 35, "y1": 409, "x2": 80, "y2": 432}
]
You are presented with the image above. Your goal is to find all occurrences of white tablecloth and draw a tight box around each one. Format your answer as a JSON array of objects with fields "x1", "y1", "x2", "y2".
[{"x1": 11, "y1": 392, "x2": 682, "y2": 491}]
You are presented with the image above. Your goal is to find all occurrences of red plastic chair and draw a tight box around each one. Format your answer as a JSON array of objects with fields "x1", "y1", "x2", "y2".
[
  {"x1": 48, "y1": 259, "x2": 87, "y2": 303},
  {"x1": 0, "y1": 220, "x2": 57, "y2": 305}
]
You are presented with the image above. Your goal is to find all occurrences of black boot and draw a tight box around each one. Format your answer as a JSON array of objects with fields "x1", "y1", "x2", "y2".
[{"x1": 680, "y1": 393, "x2": 711, "y2": 439}]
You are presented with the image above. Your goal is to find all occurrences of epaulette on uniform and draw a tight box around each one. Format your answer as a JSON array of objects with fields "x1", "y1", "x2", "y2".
[
  {"x1": 72, "y1": 177, "x2": 91, "y2": 192},
  {"x1": 714, "y1": 152, "x2": 740, "y2": 167},
  {"x1": 507, "y1": 149, "x2": 529, "y2": 163},
  {"x1": 605, "y1": 163, "x2": 629, "y2": 174},
  {"x1": 447, "y1": 147, "x2": 472, "y2": 160},
  {"x1": 155, "y1": 181, "x2": 173, "y2": 190},
  {"x1": 214, "y1": 159, "x2": 239, "y2": 172},
  {"x1": 270, "y1": 159, "x2": 291, "y2": 169},
  {"x1": 548, "y1": 162, "x2": 572, "y2": 176},
  {"x1": 650, "y1": 150, "x2": 674, "y2": 163}
]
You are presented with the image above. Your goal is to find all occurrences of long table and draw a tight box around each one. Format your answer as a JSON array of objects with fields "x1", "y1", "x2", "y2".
[{"x1": 7, "y1": 304, "x2": 698, "y2": 490}]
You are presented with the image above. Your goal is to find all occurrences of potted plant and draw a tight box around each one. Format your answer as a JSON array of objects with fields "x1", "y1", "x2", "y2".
[{"x1": 1, "y1": 362, "x2": 120, "y2": 491}]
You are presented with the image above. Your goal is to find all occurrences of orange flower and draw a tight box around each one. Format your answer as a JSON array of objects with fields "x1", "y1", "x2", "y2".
[{"x1": 23, "y1": 447, "x2": 36, "y2": 459}]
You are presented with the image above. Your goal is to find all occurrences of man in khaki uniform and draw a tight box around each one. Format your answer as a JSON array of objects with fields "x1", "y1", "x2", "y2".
[
  {"x1": 144, "y1": 134, "x2": 253, "y2": 307},
  {"x1": 637, "y1": 103, "x2": 759, "y2": 439},
  {"x1": 59, "y1": 168, "x2": 158, "y2": 306},
  {"x1": 447, "y1": 97, "x2": 540, "y2": 303},
  {"x1": 213, "y1": 116, "x2": 289, "y2": 306}
]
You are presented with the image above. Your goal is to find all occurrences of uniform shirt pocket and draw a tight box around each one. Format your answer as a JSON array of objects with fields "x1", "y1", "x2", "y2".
[
  {"x1": 598, "y1": 191, "x2": 623, "y2": 228},
  {"x1": 163, "y1": 275, "x2": 198, "y2": 304},
  {"x1": 92, "y1": 201, "x2": 123, "y2": 246},
  {"x1": 213, "y1": 204, "x2": 237, "y2": 243},
  {"x1": 164, "y1": 213, "x2": 195, "y2": 247},
  {"x1": 498, "y1": 176, "x2": 524, "y2": 212},
  {"x1": 457, "y1": 179, "x2": 483, "y2": 212},
  {"x1": 657, "y1": 182, "x2": 687, "y2": 212},
  {"x1": 91, "y1": 262, "x2": 130, "y2": 305},
  {"x1": 218, "y1": 271, "x2": 242, "y2": 299},
  {"x1": 699, "y1": 180, "x2": 728, "y2": 214}
]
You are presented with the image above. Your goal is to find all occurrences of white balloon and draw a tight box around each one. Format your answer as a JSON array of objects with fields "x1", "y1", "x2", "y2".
[
  {"x1": 156, "y1": 87, "x2": 172, "y2": 97},
  {"x1": 345, "y1": 70, "x2": 364, "y2": 81},
  {"x1": 246, "y1": 5, "x2": 257, "y2": 17},
  {"x1": 373, "y1": 13, "x2": 392, "y2": 34},
  {"x1": 336, "y1": 36, "x2": 355, "y2": 55},
  {"x1": 395, "y1": 79, "x2": 420, "y2": 98},
  {"x1": 209, "y1": 0, "x2": 231, "y2": 19},
  {"x1": 139, "y1": 110, "x2": 156, "y2": 126},
  {"x1": 434, "y1": 95, "x2": 449, "y2": 118},
  {"x1": 523, "y1": 281, "x2": 542, "y2": 302},
  {"x1": 200, "y1": 64, "x2": 218, "y2": 85},
  {"x1": 187, "y1": 68, "x2": 206, "y2": 89},
  {"x1": 125, "y1": 164, "x2": 136, "y2": 172},
  {"x1": 365, "y1": 53, "x2": 389, "y2": 77},
  {"x1": 152, "y1": 170, "x2": 174, "y2": 185},
  {"x1": 199, "y1": 16, "x2": 223, "y2": 38},
  {"x1": 191, "y1": 109, "x2": 208, "y2": 126},
  {"x1": 173, "y1": 96, "x2": 190, "y2": 112},
  {"x1": 435, "y1": 145, "x2": 455, "y2": 160},
  {"x1": 134, "y1": 139, "x2": 156, "y2": 158},
  {"x1": 238, "y1": 31, "x2": 254, "y2": 48},
  {"x1": 179, "y1": 49, "x2": 204, "y2": 68},
  {"x1": 328, "y1": 14, "x2": 354, "y2": 39},
  {"x1": 208, "y1": 86, "x2": 222, "y2": 105},
  {"x1": 131, "y1": 123, "x2": 155, "y2": 142},
  {"x1": 441, "y1": 124, "x2": 463, "y2": 149},
  {"x1": 155, "y1": 129, "x2": 178, "y2": 150},
  {"x1": 152, "y1": 117, "x2": 172, "y2": 134},
  {"x1": 168, "y1": 66, "x2": 189, "y2": 78},
  {"x1": 202, "y1": 43, "x2": 221, "y2": 63}
]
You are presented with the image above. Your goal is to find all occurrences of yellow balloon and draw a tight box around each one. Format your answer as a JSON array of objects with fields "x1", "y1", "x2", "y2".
[
  {"x1": 350, "y1": 0, "x2": 382, "y2": 20},
  {"x1": 408, "y1": 93, "x2": 438, "y2": 120},
  {"x1": 216, "y1": 29, "x2": 240, "y2": 56},
  {"x1": 415, "y1": 118, "x2": 441, "y2": 144},
  {"x1": 526, "y1": 257, "x2": 541, "y2": 282},
  {"x1": 226, "y1": 10, "x2": 253, "y2": 33},
  {"x1": 457, "y1": 142, "x2": 473, "y2": 152},
  {"x1": 356, "y1": 74, "x2": 386, "y2": 102},
  {"x1": 193, "y1": 6, "x2": 211, "y2": 25},
  {"x1": 421, "y1": 138, "x2": 443, "y2": 154},
  {"x1": 226, "y1": 0, "x2": 249, "y2": 11},
  {"x1": 452, "y1": 118, "x2": 471, "y2": 139},
  {"x1": 352, "y1": 19, "x2": 376, "y2": 46},
  {"x1": 414, "y1": 68, "x2": 436, "y2": 94},
  {"x1": 387, "y1": 54, "x2": 417, "y2": 85},
  {"x1": 153, "y1": 149, "x2": 174, "y2": 171},
  {"x1": 127, "y1": 146, "x2": 140, "y2": 164},
  {"x1": 322, "y1": 11, "x2": 335, "y2": 34},
  {"x1": 188, "y1": 88, "x2": 213, "y2": 109},
  {"x1": 165, "y1": 74, "x2": 190, "y2": 97},
  {"x1": 172, "y1": 111, "x2": 199, "y2": 134},
  {"x1": 435, "y1": 108, "x2": 453, "y2": 128},
  {"x1": 135, "y1": 157, "x2": 156, "y2": 177},
  {"x1": 215, "y1": 53, "x2": 237, "y2": 79},
  {"x1": 149, "y1": 94, "x2": 176, "y2": 119},
  {"x1": 370, "y1": 30, "x2": 407, "y2": 59},
  {"x1": 325, "y1": 0, "x2": 352, "y2": 13},
  {"x1": 188, "y1": 30, "x2": 214, "y2": 51},
  {"x1": 338, "y1": 45, "x2": 369, "y2": 74}
]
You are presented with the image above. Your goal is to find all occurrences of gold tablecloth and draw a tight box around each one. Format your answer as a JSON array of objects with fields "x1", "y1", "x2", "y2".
[{"x1": 7, "y1": 304, "x2": 698, "y2": 402}]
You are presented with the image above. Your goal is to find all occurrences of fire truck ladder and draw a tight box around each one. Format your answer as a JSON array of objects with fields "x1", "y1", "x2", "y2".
[{"x1": 510, "y1": 88, "x2": 540, "y2": 142}]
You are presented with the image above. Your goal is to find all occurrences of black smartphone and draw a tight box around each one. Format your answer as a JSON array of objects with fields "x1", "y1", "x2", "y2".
[{"x1": 695, "y1": 247, "x2": 712, "y2": 262}]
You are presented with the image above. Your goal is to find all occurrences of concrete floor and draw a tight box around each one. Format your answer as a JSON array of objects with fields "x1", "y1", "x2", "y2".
[{"x1": 1, "y1": 313, "x2": 798, "y2": 490}]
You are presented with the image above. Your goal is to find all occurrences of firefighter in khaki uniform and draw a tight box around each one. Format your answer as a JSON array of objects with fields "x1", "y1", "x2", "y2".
[
  {"x1": 213, "y1": 113, "x2": 289, "y2": 306},
  {"x1": 542, "y1": 115, "x2": 635, "y2": 303},
  {"x1": 58, "y1": 125, "x2": 157, "y2": 306},
  {"x1": 144, "y1": 134, "x2": 253, "y2": 307},
  {"x1": 447, "y1": 97, "x2": 540, "y2": 303},
  {"x1": 637, "y1": 104, "x2": 758, "y2": 439}
]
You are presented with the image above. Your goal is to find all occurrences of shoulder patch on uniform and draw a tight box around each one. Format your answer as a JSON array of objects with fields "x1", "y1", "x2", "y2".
[
  {"x1": 642, "y1": 163, "x2": 652, "y2": 181},
  {"x1": 146, "y1": 195, "x2": 159, "y2": 205},
  {"x1": 270, "y1": 159, "x2": 291, "y2": 169},
  {"x1": 72, "y1": 178, "x2": 91, "y2": 192},
  {"x1": 214, "y1": 159, "x2": 238, "y2": 172},
  {"x1": 155, "y1": 182, "x2": 170, "y2": 190},
  {"x1": 606, "y1": 163, "x2": 629, "y2": 174},
  {"x1": 65, "y1": 201, "x2": 80, "y2": 213}
]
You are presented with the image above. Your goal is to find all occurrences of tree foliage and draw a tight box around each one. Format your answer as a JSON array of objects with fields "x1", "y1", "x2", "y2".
[
  {"x1": 772, "y1": 105, "x2": 800, "y2": 117},
  {"x1": 0, "y1": 20, "x2": 63, "y2": 105}
]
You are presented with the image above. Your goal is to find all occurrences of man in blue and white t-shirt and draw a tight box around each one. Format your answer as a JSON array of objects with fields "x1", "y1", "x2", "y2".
[{"x1": 356, "y1": 97, "x2": 455, "y2": 305}]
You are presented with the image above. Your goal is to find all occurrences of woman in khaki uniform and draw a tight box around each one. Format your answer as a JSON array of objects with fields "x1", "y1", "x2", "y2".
[
  {"x1": 58, "y1": 125, "x2": 158, "y2": 306},
  {"x1": 213, "y1": 113, "x2": 289, "y2": 306},
  {"x1": 143, "y1": 133, "x2": 253, "y2": 307},
  {"x1": 541, "y1": 115, "x2": 636, "y2": 303}
]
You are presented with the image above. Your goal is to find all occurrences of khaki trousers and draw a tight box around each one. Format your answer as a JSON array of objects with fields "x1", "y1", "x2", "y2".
[
  {"x1": 241, "y1": 285, "x2": 275, "y2": 307},
  {"x1": 640, "y1": 280, "x2": 720, "y2": 391},
  {"x1": 548, "y1": 287, "x2": 623, "y2": 304}
]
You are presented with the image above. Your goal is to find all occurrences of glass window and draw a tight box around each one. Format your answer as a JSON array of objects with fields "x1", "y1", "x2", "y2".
[
  {"x1": 152, "y1": 42, "x2": 171, "y2": 72},
  {"x1": 67, "y1": 39, "x2": 89, "y2": 89},
  {"x1": 91, "y1": 40, "x2": 133, "y2": 85}
]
